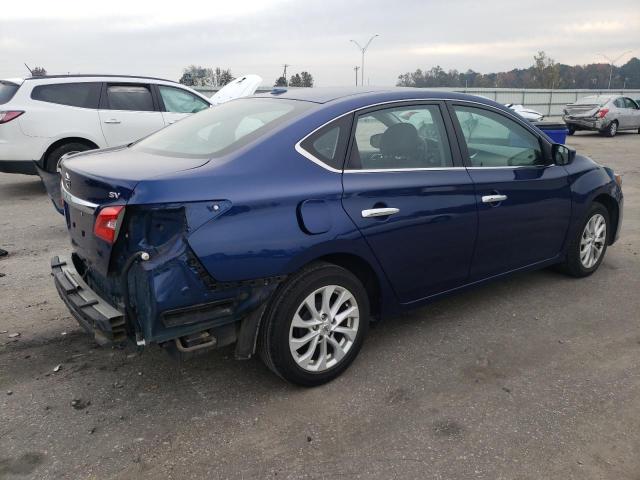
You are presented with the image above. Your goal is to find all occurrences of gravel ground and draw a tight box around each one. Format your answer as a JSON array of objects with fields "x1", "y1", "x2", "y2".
[{"x1": 1, "y1": 131, "x2": 639, "y2": 480}]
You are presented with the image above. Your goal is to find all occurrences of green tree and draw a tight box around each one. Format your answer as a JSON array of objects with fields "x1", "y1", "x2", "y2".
[
  {"x1": 31, "y1": 66, "x2": 47, "y2": 77},
  {"x1": 274, "y1": 76, "x2": 288, "y2": 87},
  {"x1": 179, "y1": 65, "x2": 234, "y2": 87},
  {"x1": 289, "y1": 73, "x2": 302, "y2": 87},
  {"x1": 300, "y1": 71, "x2": 314, "y2": 87}
]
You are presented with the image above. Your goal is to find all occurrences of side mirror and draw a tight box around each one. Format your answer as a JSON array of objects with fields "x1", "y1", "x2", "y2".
[
  {"x1": 370, "y1": 133, "x2": 382, "y2": 149},
  {"x1": 552, "y1": 144, "x2": 576, "y2": 166}
]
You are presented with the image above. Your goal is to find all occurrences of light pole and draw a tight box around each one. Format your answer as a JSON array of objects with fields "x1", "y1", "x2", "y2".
[
  {"x1": 353, "y1": 66, "x2": 360, "y2": 86},
  {"x1": 350, "y1": 35, "x2": 379, "y2": 86},
  {"x1": 597, "y1": 51, "x2": 632, "y2": 89}
]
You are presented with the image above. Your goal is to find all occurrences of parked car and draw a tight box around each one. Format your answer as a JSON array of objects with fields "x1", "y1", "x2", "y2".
[
  {"x1": 563, "y1": 95, "x2": 640, "y2": 137},
  {"x1": 51, "y1": 88, "x2": 623, "y2": 386},
  {"x1": 0, "y1": 74, "x2": 213, "y2": 176},
  {"x1": 505, "y1": 103, "x2": 544, "y2": 122}
]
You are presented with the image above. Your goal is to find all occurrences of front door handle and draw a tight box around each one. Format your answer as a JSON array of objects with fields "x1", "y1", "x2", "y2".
[
  {"x1": 361, "y1": 207, "x2": 400, "y2": 218},
  {"x1": 104, "y1": 119, "x2": 121, "y2": 124},
  {"x1": 482, "y1": 194, "x2": 508, "y2": 204}
]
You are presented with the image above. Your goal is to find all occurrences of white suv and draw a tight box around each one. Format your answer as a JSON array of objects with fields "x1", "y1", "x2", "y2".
[{"x1": 0, "y1": 75, "x2": 212, "y2": 175}]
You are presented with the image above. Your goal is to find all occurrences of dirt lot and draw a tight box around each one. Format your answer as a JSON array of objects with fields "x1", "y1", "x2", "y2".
[{"x1": 1, "y1": 131, "x2": 639, "y2": 480}]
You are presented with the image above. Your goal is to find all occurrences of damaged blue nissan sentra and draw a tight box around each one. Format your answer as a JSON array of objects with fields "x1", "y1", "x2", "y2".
[{"x1": 51, "y1": 88, "x2": 623, "y2": 385}]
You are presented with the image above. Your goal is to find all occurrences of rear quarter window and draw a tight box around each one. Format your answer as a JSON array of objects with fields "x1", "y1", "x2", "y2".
[
  {"x1": 0, "y1": 81, "x2": 20, "y2": 105},
  {"x1": 31, "y1": 82, "x2": 101, "y2": 108}
]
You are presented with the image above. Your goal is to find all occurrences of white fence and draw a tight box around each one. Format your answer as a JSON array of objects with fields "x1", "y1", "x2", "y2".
[{"x1": 194, "y1": 86, "x2": 640, "y2": 118}]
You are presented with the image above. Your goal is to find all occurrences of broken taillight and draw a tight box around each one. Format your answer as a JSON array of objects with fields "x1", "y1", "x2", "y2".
[
  {"x1": 94, "y1": 206, "x2": 125, "y2": 244},
  {"x1": 0, "y1": 111, "x2": 24, "y2": 124},
  {"x1": 596, "y1": 108, "x2": 609, "y2": 118}
]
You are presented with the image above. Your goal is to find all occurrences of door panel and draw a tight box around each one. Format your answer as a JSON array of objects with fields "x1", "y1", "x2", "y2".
[
  {"x1": 342, "y1": 170, "x2": 477, "y2": 303},
  {"x1": 449, "y1": 102, "x2": 572, "y2": 280},
  {"x1": 99, "y1": 83, "x2": 165, "y2": 147},
  {"x1": 340, "y1": 102, "x2": 477, "y2": 303},
  {"x1": 465, "y1": 166, "x2": 571, "y2": 279}
]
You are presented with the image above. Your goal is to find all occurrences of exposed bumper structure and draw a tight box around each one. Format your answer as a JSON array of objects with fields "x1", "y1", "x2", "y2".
[
  {"x1": 563, "y1": 116, "x2": 606, "y2": 131},
  {"x1": 51, "y1": 256, "x2": 127, "y2": 345}
]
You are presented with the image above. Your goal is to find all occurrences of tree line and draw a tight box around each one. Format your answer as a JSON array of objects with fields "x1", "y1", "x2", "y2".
[
  {"x1": 397, "y1": 52, "x2": 640, "y2": 89},
  {"x1": 177, "y1": 65, "x2": 315, "y2": 88}
]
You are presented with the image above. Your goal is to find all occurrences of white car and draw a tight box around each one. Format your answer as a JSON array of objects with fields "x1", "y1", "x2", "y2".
[
  {"x1": 0, "y1": 74, "x2": 258, "y2": 176},
  {"x1": 505, "y1": 104, "x2": 544, "y2": 122}
]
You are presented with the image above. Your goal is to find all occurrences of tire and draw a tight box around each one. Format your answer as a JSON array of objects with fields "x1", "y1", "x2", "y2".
[
  {"x1": 601, "y1": 121, "x2": 618, "y2": 138},
  {"x1": 45, "y1": 142, "x2": 94, "y2": 174},
  {"x1": 559, "y1": 203, "x2": 609, "y2": 278},
  {"x1": 567, "y1": 126, "x2": 576, "y2": 136},
  {"x1": 258, "y1": 262, "x2": 369, "y2": 386}
]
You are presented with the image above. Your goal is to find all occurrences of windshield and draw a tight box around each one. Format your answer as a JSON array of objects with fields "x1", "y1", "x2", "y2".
[
  {"x1": 133, "y1": 98, "x2": 312, "y2": 158},
  {"x1": 0, "y1": 81, "x2": 19, "y2": 105}
]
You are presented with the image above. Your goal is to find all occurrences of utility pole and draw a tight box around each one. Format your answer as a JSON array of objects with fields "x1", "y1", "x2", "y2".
[
  {"x1": 353, "y1": 66, "x2": 360, "y2": 86},
  {"x1": 281, "y1": 64, "x2": 291, "y2": 84},
  {"x1": 350, "y1": 34, "x2": 379, "y2": 86},
  {"x1": 597, "y1": 51, "x2": 632, "y2": 89}
]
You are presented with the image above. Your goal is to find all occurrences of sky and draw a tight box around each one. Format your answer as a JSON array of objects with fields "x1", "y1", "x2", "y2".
[{"x1": 1, "y1": 0, "x2": 638, "y2": 86}]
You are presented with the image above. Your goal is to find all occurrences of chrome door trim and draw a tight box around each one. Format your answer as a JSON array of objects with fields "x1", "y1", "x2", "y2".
[
  {"x1": 361, "y1": 207, "x2": 400, "y2": 218},
  {"x1": 294, "y1": 97, "x2": 539, "y2": 173},
  {"x1": 482, "y1": 194, "x2": 508, "y2": 203}
]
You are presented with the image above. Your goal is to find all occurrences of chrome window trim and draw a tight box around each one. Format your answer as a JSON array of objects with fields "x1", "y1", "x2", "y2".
[
  {"x1": 61, "y1": 183, "x2": 99, "y2": 214},
  {"x1": 344, "y1": 167, "x2": 467, "y2": 173},
  {"x1": 294, "y1": 97, "x2": 539, "y2": 173}
]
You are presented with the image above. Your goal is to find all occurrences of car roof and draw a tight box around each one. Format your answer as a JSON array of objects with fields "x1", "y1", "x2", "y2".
[
  {"x1": 257, "y1": 86, "x2": 497, "y2": 106},
  {"x1": 22, "y1": 74, "x2": 179, "y2": 84}
]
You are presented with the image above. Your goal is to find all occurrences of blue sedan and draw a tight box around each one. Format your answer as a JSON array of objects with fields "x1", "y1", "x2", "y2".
[{"x1": 52, "y1": 88, "x2": 623, "y2": 385}]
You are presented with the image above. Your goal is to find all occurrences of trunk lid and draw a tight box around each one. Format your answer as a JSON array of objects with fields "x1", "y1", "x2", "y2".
[{"x1": 60, "y1": 146, "x2": 209, "y2": 274}]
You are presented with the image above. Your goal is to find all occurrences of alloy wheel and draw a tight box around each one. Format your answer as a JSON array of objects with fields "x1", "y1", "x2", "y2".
[
  {"x1": 289, "y1": 285, "x2": 360, "y2": 372},
  {"x1": 580, "y1": 213, "x2": 607, "y2": 268}
]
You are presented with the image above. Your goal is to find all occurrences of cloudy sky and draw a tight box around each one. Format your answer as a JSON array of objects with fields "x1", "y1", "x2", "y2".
[{"x1": 1, "y1": 0, "x2": 638, "y2": 86}]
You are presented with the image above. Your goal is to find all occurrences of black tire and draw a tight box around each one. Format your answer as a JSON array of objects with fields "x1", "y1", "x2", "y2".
[
  {"x1": 567, "y1": 126, "x2": 576, "y2": 136},
  {"x1": 559, "y1": 202, "x2": 609, "y2": 278},
  {"x1": 600, "y1": 121, "x2": 618, "y2": 138},
  {"x1": 258, "y1": 262, "x2": 369, "y2": 386},
  {"x1": 45, "y1": 142, "x2": 94, "y2": 174}
]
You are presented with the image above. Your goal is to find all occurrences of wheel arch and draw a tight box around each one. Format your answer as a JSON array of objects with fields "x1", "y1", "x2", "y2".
[
  {"x1": 40, "y1": 137, "x2": 100, "y2": 170},
  {"x1": 593, "y1": 193, "x2": 620, "y2": 245}
]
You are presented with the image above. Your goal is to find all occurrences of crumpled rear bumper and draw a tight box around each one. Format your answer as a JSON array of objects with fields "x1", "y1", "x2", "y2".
[{"x1": 51, "y1": 256, "x2": 127, "y2": 345}]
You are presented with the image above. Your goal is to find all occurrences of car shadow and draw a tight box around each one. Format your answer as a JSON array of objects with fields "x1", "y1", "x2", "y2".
[{"x1": 0, "y1": 174, "x2": 46, "y2": 199}]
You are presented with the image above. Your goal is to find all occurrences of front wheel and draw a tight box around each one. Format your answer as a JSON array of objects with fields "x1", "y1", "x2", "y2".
[
  {"x1": 258, "y1": 262, "x2": 369, "y2": 386},
  {"x1": 559, "y1": 203, "x2": 609, "y2": 277}
]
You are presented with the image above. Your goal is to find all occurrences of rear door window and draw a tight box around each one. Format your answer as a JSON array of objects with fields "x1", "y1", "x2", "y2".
[
  {"x1": 624, "y1": 98, "x2": 639, "y2": 109},
  {"x1": 31, "y1": 82, "x2": 101, "y2": 108},
  {"x1": 0, "y1": 81, "x2": 20, "y2": 105},
  {"x1": 158, "y1": 86, "x2": 209, "y2": 113},
  {"x1": 105, "y1": 84, "x2": 155, "y2": 111},
  {"x1": 347, "y1": 104, "x2": 453, "y2": 170}
]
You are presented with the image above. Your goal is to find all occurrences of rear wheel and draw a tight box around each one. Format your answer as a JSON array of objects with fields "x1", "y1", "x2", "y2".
[
  {"x1": 45, "y1": 142, "x2": 94, "y2": 174},
  {"x1": 559, "y1": 203, "x2": 609, "y2": 277},
  {"x1": 601, "y1": 121, "x2": 618, "y2": 138},
  {"x1": 258, "y1": 262, "x2": 369, "y2": 386}
]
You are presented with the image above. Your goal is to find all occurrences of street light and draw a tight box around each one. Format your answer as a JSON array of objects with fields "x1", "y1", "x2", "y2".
[
  {"x1": 350, "y1": 35, "x2": 379, "y2": 86},
  {"x1": 597, "y1": 50, "x2": 632, "y2": 89}
]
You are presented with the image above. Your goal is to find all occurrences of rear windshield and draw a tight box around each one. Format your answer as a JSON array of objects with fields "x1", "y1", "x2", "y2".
[
  {"x1": 0, "y1": 81, "x2": 20, "y2": 105},
  {"x1": 576, "y1": 95, "x2": 610, "y2": 105},
  {"x1": 132, "y1": 98, "x2": 312, "y2": 158}
]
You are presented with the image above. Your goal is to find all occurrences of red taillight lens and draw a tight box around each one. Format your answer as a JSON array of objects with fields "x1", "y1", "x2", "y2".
[
  {"x1": 0, "y1": 111, "x2": 24, "y2": 124},
  {"x1": 94, "y1": 206, "x2": 125, "y2": 244},
  {"x1": 596, "y1": 108, "x2": 609, "y2": 118}
]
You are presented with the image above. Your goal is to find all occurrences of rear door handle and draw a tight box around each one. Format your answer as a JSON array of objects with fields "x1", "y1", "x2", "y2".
[
  {"x1": 104, "y1": 119, "x2": 121, "y2": 124},
  {"x1": 361, "y1": 207, "x2": 400, "y2": 218},
  {"x1": 482, "y1": 194, "x2": 507, "y2": 204}
]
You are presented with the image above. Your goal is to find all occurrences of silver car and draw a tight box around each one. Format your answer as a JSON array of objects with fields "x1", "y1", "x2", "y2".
[{"x1": 563, "y1": 95, "x2": 640, "y2": 137}]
